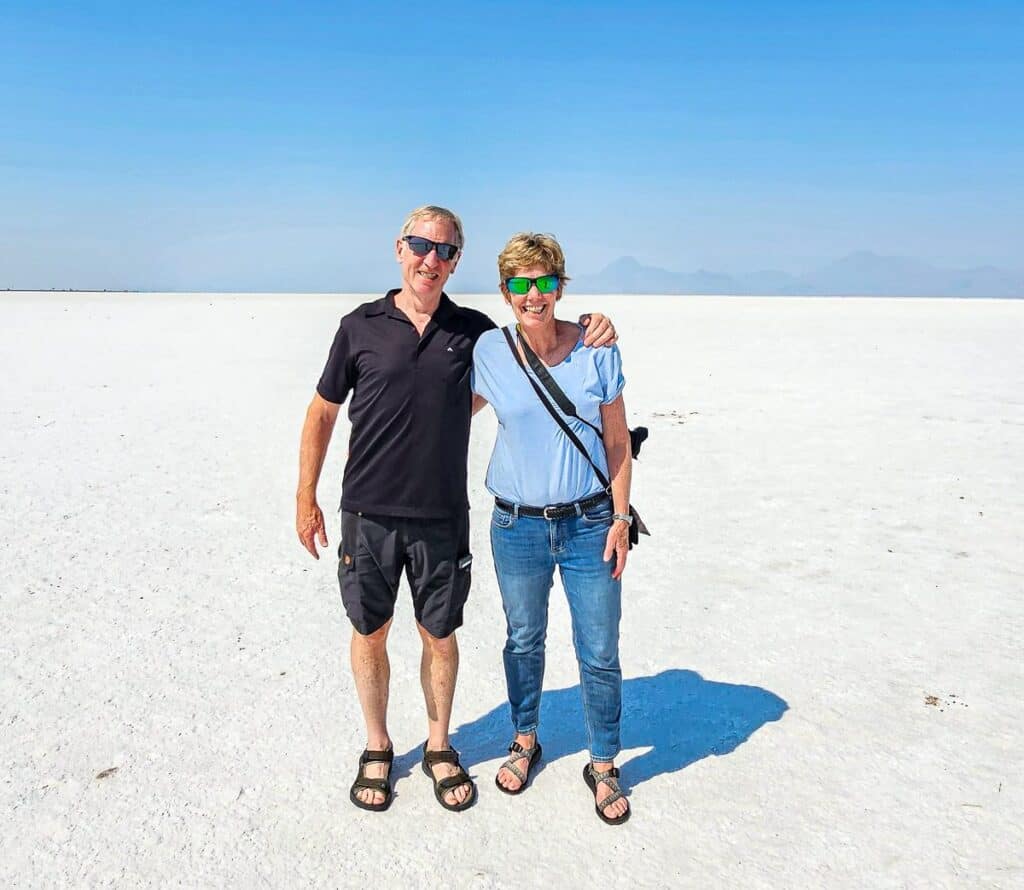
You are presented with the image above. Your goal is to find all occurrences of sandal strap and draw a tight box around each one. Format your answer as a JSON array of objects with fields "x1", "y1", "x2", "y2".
[
  {"x1": 500, "y1": 760, "x2": 527, "y2": 783},
  {"x1": 436, "y1": 770, "x2": 471, "y2": 792},
  {"x1": 360, "y1": 748, "x2": 394, "y2": 764},
  {"x1": 588, "y1": 764, "x2": 620, "y2": 784},
  {"x1": 599, "y1": 788, "x2": 626, "y2": 809},
  {"x1": 351, "y1": 776, "x2": 390, "y2": 793},
  {"x1": 423, "y1": 745, "x2": 461, "y2": 767},
  {"x1": 500, "y1": 739, "x2": 539, "y2": 783}
]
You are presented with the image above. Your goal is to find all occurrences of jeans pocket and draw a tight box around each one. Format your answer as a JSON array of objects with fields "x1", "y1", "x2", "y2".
[{"x1": 492, "y1": 505, "x2": 515, "y2": 529}]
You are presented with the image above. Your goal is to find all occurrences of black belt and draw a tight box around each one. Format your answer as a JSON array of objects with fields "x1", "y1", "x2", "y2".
[{"x1": 494, "y1": 491, "x2": 610, "y2": 520}]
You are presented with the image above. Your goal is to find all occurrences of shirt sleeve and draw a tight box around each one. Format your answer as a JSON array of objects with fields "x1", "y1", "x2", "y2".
[
  {"x1": 316, "y1": 321, "x2": 356, "y2": 404},
  {"x1": 597, "y1": 344, "x2": 626, "y2": 404},
  {"x1": 470, "y1": 336, "x2": 488, "y2": 399},
  {"x1": 470, "y1": 329, "x2": 501, "y2": 402}
]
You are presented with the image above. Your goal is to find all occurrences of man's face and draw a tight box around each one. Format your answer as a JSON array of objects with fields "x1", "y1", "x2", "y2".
[{"x1": 396, "y1": 216, "x2": 461, "y2": 302}]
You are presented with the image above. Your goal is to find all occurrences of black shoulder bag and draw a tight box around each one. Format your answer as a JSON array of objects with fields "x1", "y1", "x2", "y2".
[{"x1": 502, "y1": 326, "x2": 650, "y2": 548}]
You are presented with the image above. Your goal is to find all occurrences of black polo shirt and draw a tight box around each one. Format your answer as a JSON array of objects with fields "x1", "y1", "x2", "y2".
[{"x1": 317, "y1": 289, "x2": 496, "y2": 518}]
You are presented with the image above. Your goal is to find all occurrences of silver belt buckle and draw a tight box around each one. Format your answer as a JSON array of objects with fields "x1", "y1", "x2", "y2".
[{"x1": 542, "y1": 505, "x2": 557, "y2": 520}]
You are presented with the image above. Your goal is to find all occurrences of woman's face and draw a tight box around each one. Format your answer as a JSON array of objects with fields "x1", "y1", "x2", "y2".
[{"x1": 503, "y1": 264, "x2": 561, "y2": 330}]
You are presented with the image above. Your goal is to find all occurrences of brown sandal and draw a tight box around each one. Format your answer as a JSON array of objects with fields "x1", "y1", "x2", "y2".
[
  {"x1": 349, "y1": 747, "x2": 394, "y2": 812},
  {"x1": 421, "y1": 743, "x2": 476, "y2": 812}
]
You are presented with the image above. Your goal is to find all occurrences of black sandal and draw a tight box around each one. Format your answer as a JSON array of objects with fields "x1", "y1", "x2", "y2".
[
  {"x1": 583, "y1": 762, "x2": 631, "y2": 825},
  {"x1": 349, "y1": 747, "x2": 394, "y2": 812},
  {"x1": 495, "y1": 738, "x2": 542, "y2": 795},
  {"x1": 421, "y1": 742, "x2": 476, "y2": 812}
]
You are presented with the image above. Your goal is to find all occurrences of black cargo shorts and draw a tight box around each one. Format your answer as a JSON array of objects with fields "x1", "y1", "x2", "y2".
[{"x1": 338, "y1": 510, "x2": 472, "y2": 639}]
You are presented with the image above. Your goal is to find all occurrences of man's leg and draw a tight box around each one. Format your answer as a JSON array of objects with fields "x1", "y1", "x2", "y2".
[
  {"x1": 339, "y1": 511, "x2": 401, "y2": 808},
  {"x1": 407, "y1": 512, "x2": 474, "y2": 808},
  {"x1": 416, "y1": 624, "x2": 470, "y2": 806},
  {"x1": 349, "y1": 619, "x2": 393, "y2": 806}
]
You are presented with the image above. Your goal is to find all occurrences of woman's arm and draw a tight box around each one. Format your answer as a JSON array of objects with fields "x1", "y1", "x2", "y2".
[{"x1": 599, "y1": 394, "x2": 632, "y2": 579}]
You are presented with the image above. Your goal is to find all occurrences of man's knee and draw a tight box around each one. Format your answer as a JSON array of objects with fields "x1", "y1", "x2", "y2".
[
  {"x1": 353, "y1": 618, "x2": 392, "y2": 649},
  {"x1": 418, "y1": 623, "x2": 458, "y2": 654}
]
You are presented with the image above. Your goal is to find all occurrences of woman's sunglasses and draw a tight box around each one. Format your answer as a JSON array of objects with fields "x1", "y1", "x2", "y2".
[
  {"x1": 402, "y1": 235, "x2": 460, "y2": 261},
  {"x1": 504, "y1": 275, "x2": 560, "y2": 296}
]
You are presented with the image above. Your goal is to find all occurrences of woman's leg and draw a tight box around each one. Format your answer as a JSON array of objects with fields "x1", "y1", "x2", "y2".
[
  {"x1": 558, "y1": 510, "x2": 628, "y2": 819},
  {"x1": 557, "y1": 511, "x2": 623, "y2": 764},
  {"x1": 490, "y1": 508, "x2": 555, "y2": 741}
]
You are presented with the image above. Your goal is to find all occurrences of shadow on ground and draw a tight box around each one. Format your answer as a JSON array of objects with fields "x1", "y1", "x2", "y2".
[{"x1": 419, "y1": 668, "x2": 789, "y2": 788}]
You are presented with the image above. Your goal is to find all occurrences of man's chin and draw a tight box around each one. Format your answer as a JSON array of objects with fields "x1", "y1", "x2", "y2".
[{"x1": 413, "y1": 279, "x2": 445, "y2": 300}]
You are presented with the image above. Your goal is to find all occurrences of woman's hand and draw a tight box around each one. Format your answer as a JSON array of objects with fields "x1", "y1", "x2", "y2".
[{"x1": 603, "y1": 518, "x2": 630, "y2": 579}]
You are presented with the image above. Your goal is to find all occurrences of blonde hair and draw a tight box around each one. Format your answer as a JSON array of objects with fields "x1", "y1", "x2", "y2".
[
  {"x1": 400, "y1": 205, "x2": 464, "y2": 249},
  {"x1": 497, "y1": 232, "x2": 571, "y2": 286}
]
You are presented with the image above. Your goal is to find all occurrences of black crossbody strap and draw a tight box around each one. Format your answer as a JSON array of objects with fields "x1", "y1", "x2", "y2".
[
  {"x1": 515, "y1": 327, "x2": 604, "y2": 438},
  {"x1": 501, "y1": 327, "x2": 611, "y2": 491}
]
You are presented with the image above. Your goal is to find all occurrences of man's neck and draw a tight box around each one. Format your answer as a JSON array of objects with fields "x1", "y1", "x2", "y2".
[{"x1": 394, "y1": 287, "x2": 443, "y2": 320}]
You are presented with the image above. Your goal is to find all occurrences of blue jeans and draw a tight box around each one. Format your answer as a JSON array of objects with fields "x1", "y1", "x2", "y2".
[{"x1": 490, "y1": 497, "x2": 623, "y2": 761}]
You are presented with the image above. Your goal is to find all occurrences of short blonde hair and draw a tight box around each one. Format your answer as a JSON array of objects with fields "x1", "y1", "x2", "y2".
[
  {"x1": 400, "y1": 205, "x2": 464, "y2": 249},
  {"x1": 497, "y1": 232, "x2": 571, "y2": 286}
]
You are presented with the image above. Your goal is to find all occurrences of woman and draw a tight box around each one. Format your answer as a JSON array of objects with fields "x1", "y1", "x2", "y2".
[{"x1": 471, "y1": 233, "x2": 633, "y2": 825}]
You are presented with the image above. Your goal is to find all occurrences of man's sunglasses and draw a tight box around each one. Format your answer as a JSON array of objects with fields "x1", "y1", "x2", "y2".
[
  {"x1": 402, "y1": 235, "x2": 460, "y2": 261},
  {"x1": 504, "y1": 275, "x2": 560, "y2": 296}
]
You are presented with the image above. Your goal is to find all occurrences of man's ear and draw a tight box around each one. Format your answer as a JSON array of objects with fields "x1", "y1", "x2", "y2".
[{"x1": 395, "y1": 238, "x2": 403, "y2": 262}]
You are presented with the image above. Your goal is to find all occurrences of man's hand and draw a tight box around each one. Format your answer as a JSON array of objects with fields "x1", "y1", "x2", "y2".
[
  {"x1": 296, "y1": 497, "x2": 328, "y2": 559},
  {"x1": 578, "y1": 312, "x2": 617, "y2": 347},
  {"x1": 603, "y1": 519, "x2": 630, "y2": 579}
]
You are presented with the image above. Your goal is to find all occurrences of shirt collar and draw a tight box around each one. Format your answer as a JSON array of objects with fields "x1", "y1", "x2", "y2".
[{"x1": 366, "y1": 289, "x2": 456, "y2": 322}]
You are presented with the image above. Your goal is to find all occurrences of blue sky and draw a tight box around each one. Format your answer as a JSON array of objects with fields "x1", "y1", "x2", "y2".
[{"x1": 2, "y1": 1, "x2": 1021, "y2": 290}]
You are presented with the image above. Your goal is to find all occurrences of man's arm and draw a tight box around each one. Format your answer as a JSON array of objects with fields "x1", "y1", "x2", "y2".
[
  {"x1": 296, "y1": 393, "x2": 341, "y2": 559},
  {"x1": 578, "y1": 313, "x2": 617, "y2": 348}
]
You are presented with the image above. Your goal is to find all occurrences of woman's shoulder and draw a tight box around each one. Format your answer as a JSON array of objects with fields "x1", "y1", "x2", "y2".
[
  {"x1": 580, "y1": 337, "x2": 624, "y2": 386},
  {"x1": 472, "y1": 325, "x2": 511, "y2": 363}
]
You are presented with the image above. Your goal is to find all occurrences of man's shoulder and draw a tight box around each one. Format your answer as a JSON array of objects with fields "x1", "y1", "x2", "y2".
[
  {"x1": 445, "y1": 297, "x2": 498, "y2": 336},
  {"x1": 335, "y1": 293, "x2": 390, "y2": 329}
]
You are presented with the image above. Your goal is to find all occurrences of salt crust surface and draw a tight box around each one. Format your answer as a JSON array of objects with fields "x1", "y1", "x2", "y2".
[{"x1": 1, "y1": 292, "x2": 1021, "y2": 888}]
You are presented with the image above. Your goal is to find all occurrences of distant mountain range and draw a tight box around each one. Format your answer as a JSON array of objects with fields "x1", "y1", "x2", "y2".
[{"x1": 565, "y1": 252, "x2": 1024, "y2": 298}]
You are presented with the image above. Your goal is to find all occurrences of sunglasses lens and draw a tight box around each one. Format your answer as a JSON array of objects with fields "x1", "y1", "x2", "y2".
[
  {"x1": 405, "y1": 236, "x2": 430, "y2": 257},
  {"x1": 436, "y1": 243, "x2": 458, "y2": 260},
  {"x1": 536, "y1": 275, "x2": 559, "y2": 294},
  {"x1": 506, "y1": 277, "x2": 530, "y2": 295}
]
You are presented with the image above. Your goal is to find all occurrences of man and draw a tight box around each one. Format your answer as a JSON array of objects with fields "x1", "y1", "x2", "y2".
[{"x1": 296, "y1": 206, "x2": 614, "y2": 812}]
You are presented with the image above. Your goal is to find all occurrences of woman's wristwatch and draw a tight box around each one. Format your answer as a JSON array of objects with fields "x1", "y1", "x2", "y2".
[{"x1": 612, "y1": 512, "x2": 633, "y2": 526}]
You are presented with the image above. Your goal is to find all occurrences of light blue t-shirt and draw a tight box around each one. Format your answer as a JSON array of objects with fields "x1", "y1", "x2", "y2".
[{"x1": 471, "y1": 325, "x2": 626, "y2": 506}]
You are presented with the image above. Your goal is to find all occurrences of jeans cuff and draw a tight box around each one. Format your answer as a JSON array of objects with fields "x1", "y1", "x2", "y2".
[
  {"x1": 513, "y1": 721, "x2": 539, "y2": 735},
  {"x1": 589, "y1": 749, "x2": 620, "y2": 763}
]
